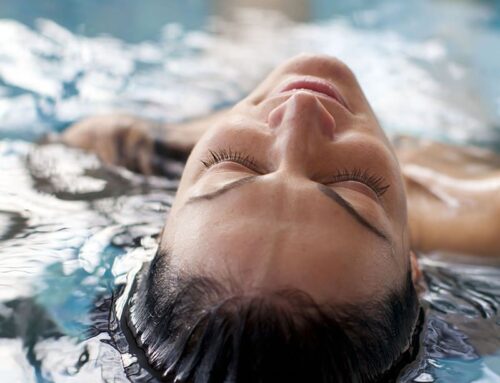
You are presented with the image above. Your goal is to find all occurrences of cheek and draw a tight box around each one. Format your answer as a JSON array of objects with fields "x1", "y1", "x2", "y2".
[{"x1": 392, "y1": 174, "x2": 409, "y2": 226}]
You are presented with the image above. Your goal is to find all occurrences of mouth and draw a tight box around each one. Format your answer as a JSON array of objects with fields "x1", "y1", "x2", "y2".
[{"x1": 276, "y1": 77, "x2": 351, "y2": 113}]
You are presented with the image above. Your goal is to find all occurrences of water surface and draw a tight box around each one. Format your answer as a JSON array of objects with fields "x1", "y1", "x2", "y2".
[{"x1": 0, "y1": 1, "x2": 499, "y2": 381}]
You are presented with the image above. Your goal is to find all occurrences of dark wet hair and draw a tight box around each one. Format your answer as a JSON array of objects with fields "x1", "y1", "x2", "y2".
[{"x1": 125, "y1": 251, "x2": 421, "y2": 383}]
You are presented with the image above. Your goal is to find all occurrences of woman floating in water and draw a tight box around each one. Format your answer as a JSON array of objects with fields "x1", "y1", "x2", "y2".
[{"x1": 63, "y1": 54, "x2": 500, "y2": 382}]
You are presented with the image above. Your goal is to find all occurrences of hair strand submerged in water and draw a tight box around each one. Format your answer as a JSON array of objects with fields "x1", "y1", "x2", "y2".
[{"x1": 124, "y1": 251, "x2": 420, "y2": 383}]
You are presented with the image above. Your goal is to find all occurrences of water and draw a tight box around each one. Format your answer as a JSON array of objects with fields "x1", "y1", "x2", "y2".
[{"x1": 0, "y1": 0, "x2": 499, "y2": 381}]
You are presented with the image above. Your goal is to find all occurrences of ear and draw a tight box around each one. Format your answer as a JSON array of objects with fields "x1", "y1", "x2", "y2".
[{"x1": 410, "y1": 250, "x2": 422, "y2": 283}]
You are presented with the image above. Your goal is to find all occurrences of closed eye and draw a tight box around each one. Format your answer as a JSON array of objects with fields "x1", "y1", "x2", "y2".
[
  {"x1": 201, "y1": 148, "x2": 265, "y2": 174},
  {"x1": 321, "y1": 168, "x2": 390, "y2": 198},
  {"x1": 201, "y1": 148, "x2": 390, "y2": 198}
]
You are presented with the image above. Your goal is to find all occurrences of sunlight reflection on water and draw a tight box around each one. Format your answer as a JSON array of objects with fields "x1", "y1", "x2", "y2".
[{"x1": 0, "y1": 2, "x2": 499, "y2": 382}]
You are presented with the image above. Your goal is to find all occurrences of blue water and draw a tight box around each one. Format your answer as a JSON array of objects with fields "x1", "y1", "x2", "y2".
[{"x1": 0, "y1": 0, "x2": 500, "y2": 382}]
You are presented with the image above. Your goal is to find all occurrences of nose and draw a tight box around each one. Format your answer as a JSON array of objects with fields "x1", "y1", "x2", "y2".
[{"x1": 267, "y1": 92, "x2": 336, "y2": 171}]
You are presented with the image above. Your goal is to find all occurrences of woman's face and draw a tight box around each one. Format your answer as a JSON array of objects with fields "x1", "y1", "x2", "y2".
[{"x1": 161, "y1": 54, "x2": 410, "y2": 305}]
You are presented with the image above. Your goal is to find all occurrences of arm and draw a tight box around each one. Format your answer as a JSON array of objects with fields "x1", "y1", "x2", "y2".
[
  {"x1": 60, "y1": 112, "x2": 219, "y2": 175},
  {"x1": 395, "y1": 136, "x2": 500, "y2": 257}
]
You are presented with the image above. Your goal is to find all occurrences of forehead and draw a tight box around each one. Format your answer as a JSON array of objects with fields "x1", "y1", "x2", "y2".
[{"x1": 165, "y1": 176, "x2": 400, "y2": 305}]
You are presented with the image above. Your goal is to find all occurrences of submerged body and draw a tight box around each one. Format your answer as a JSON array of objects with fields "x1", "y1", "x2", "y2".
[{"x1": 62, "y1": 54, "x2": 500, "y2": 382}]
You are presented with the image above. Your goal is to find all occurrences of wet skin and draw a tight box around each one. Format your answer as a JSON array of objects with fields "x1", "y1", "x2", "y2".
[
  {"x1": 62, "y1": 53, "x2": 500, "y2": 305},
  {"x1": 160, "y1": 54, "x2": 411, "y2": 305}
]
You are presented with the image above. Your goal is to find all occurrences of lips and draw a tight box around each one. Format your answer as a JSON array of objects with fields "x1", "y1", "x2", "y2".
[{"x1": 277, "y1": 78, "x2": 351, "y2": 112}]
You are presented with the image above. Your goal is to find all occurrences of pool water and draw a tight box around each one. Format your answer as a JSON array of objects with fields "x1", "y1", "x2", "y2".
[{"x1": 0, "y1": 0, "x2": 499, "y2": 382}]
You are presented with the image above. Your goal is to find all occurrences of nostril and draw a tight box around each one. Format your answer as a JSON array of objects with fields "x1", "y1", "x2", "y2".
[
  {"x1": 318, "y1": 103, "x2": 336, "y2": 140},
  {"x1": 267, "y1": 92, "x2": 336, "y2": 140},
  {"x1": 267, "y1": 102, "x2": 287, "y2": 129}
]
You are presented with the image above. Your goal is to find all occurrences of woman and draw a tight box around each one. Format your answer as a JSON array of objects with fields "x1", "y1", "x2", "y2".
[{"x1": 62, "y1": 54, "x2": 500, "y2": 382}]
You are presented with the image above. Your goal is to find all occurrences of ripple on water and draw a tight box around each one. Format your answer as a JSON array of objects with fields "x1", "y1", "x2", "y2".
[
  {"x1": 0, "y1": 139, "x2": 175, "y2": 381},
  {"x1": 0, "y1": 4, "x2": 500, "y2": 382},
  {"x1": 0, "y1": 210, "x2": 28, "y2": 241},
  {"x1": 398, "y1": 255, "x2": 500, "y2": 382}
]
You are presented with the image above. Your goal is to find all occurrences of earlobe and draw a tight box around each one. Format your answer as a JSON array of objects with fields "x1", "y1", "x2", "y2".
[{"x1": 410, "y1": 250, "x2": 422, "y2": 283}]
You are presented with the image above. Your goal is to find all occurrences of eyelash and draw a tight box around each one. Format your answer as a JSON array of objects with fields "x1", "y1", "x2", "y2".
[
  {"x1": 201, "y1": 149, "x2": 390, "y2": 197},
  {"x1": 326, "y1": 168, "x2": 390, "y2": 197},
  {"x1": 201, "y1": 148, "x2": 261, "y2": 173}
]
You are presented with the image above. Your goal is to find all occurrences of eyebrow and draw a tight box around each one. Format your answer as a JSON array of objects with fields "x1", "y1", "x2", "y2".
[
  {"x1": 316, "y1": 184, "x2": 389, "y2": 241},
  {"x1": 187, "y1": 175, "x2": 390, "y2": 242},
  {"x1": 188, "y1": 176, "x2": 259, "y2": 202}
]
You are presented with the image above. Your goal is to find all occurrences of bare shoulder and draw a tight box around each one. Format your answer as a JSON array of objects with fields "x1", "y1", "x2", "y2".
[
  {"x1": 394, "y1": 135, "x2": 500, "y2": 177},
  {"x1": 61, "y1": 109, "x2": 229, "y2": 176},
  {"x1": 395, "y1": 136, "x2": 500, "y2": 257},
  {"x1": 62, "y1": 114, "x2": 157, "y2": 149},
  {"x1": 61, "y1": 114, "x2": 166, "y2": 174}
]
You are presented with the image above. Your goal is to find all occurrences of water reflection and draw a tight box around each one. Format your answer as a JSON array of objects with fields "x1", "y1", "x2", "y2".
[
  {"x1": 0, "y1": 2, "x2": 499, "y2": 382},
  {"x1": 214, "y1": 0, "x2": 311, "y2": 22},
  {"x1": 0, "y1": 0, "x2": 334, "y2": 39}
]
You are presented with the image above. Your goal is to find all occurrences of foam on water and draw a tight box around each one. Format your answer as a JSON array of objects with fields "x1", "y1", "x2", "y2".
[
  {"x1": 0, "y1": 3, "x2": 499, "y2": 144},
  {"x1": 0, "y1": 3, "x2": 499, "y2": 382}
]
